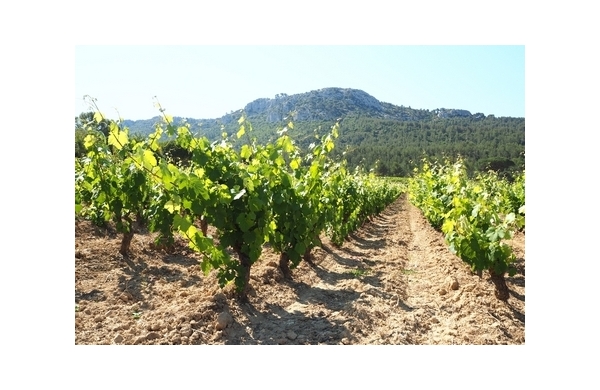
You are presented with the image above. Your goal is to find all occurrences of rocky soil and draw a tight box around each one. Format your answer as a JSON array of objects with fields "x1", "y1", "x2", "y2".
[{"x1": 75, "y1": 194, "x2": 525, "y2": 345}]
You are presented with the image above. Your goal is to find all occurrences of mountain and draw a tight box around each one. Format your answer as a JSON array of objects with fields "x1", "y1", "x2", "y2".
[
  {"x1": 93, "y1": 88, "x2": 525, "y2": 176},
  {"x1": 123, "y1": 88, "x2": 490, "y2": 135},
  {"x1": 215, "y1": 87, "x2": 488, "y2": 124}
]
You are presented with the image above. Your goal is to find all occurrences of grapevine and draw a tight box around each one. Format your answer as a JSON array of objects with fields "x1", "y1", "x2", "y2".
[
  {"x1": 409, "y1": 157, "x2": 524, "y2": 300},
  {"x1": 75, "y1": 101, "x2": 404, "y2": 301}
]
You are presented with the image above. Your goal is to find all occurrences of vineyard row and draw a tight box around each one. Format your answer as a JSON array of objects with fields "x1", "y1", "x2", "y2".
[
  {"x1": 75, "y1": 108, "x2": 403, "y2": 300},
  {"x1": 408, "y1": 157, "x2": 525, "y2": 300}
]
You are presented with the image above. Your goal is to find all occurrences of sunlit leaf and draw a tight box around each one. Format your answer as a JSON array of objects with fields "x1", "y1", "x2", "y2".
[
  {"x1": 290, "y1": 158, "x2": 300, "y2": 170},
  {"x1": 142, "y1": 150, "x2": 157, "y2": 169},
  {"x1": 240, "y1": 144, "x2": 252, "y2": 159},
  {"x1": 237, "y1": 125, "x2": 245, "y2": 139},
  {"x1": 83, "y1": 134, "x2": 96, "y2": 150},
  {"x1": 108, "y1": 123, "x2": 128, "y2": 150}
]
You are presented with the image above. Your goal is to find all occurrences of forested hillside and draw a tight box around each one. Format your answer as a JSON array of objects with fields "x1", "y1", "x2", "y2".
[{"x1": 75, "y1": 88, "x2": 524, "y2": 176}]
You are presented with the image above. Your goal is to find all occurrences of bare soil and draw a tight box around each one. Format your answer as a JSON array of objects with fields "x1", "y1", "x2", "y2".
[{"x1": 75, "y1": 194, "x2": 525, "y2": 345}]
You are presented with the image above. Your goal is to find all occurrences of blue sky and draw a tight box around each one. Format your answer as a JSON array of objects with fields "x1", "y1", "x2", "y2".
[{"x1": 75, "y1": 45, "x2": 524, "y2": 120}]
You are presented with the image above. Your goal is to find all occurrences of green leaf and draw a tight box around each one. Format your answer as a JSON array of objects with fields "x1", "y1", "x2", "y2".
[
  {"x1": 240, "y1": 145, "x2": 252, "y2": 159},
  {"x1": 83, "y1": 134, "x2": 96, "y2": 150},
  {"x1": 236, "y1": 212, "x2": 254, "y2": 232},
  {"x1": 165, "y1": 200, "x2": 179, "y2": 213},
  {"x1": 442, "y1": 219, "x2": 455, "y2": 234},
  {"x1": 200, "y1": 257, "x2": 213, "y2": 275},
  {"x1": 142, "y1": 150, "x2": 157, "y2": 169},
  {"x1": 294, "y1": 241, "x2": 306, "y2": 256},
  {"x1": 108, "y1": 123, "x2": 128, "y2": 150},
  {"x1": 309, "y1": 162, "x2": 320, "y2": 179},
  {"x1": 281, "y1": 137, "x2": 295, "y2": 154},
  {"x1": 173, "y1": 214, "x2": 192, "y2": 234},
  {"x1": 237, "y1": 125, "x2": 245, "y2": 139},
  {"x1": 324, "y1": 139, "x2": 334, "y2": 153},
  {"x1": 243, "y1": 177, "x2": 255, "y2": 192},
  {"x1": 290, "y1": 158, "x2": 300, "y2": 170},
  {"x1": 275, "y1": 155, "x2": 286, "y2": 166},
  {"x1": 148, "y1": 128, "x2": 163, "y2": 151}
]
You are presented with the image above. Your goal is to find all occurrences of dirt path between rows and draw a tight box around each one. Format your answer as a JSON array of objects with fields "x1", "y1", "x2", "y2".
[{"x1": 75, "y1": 194, "x2": 525, "y2": 344}]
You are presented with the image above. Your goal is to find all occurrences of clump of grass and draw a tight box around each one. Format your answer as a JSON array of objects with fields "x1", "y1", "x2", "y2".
[{"x1": 347, "y1": 268, "x2": 371, "y2": 278}]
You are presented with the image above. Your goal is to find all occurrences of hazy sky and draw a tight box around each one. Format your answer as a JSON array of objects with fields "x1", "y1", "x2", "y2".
[{"x1": 75, "y1": 45, "x2": 524, "y2": 120}]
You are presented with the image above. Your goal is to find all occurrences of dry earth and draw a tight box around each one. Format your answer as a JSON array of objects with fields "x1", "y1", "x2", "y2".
[{"x1": 75, "y1": 194, "x2": 525, "y2": 345}]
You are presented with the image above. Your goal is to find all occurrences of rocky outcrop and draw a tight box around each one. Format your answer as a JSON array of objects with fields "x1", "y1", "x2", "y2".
[
  {"x1": 122, "y1": 88, "x2": 490, "y2": 137},
  {"x1": 243, "y1": 88, "x2": 387, "y2": 122},
  {"x1": 240, "y1": 88, "x2": 484, "y2": 123},
  {"x1": 433, "y1": 108, "x2": 473, "y2": 119}
]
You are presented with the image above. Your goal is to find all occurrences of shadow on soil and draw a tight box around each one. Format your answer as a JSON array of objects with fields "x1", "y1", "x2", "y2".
[
  {"x1": 119, "y1": 251, "x2": 204, "y2": 302},
  {"x1": 216, "y1": 196, "x2": 414, "y2": 345},
  {"x1": 214, "y1": 211, "x2": 403, "y2": 345},
  {"x1": 216, "y1": 289, "x2": 357, "y2": 345}
]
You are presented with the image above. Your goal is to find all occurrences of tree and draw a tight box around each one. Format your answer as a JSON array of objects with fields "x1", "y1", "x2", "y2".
[
  {"x1": 75, "y1": 112, "x2": 110, "y2": 136},
  {"x1": 376, "y1": 161, "x2": 390, "y2": 176}
]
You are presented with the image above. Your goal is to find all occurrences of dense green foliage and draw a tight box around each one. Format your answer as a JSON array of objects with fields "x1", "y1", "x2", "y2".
[
  {"x1": 75, "y1": 107, "x2": 403, "y2": 300},
  {"x1": 110, "y1": 114, "x2": 524, "y2": 178},
  {"x1": 408, "y1": 157, "x2": 525, "y2": 300},
  {"x1": 75, "y1": 113, "x2": 162, "y2": 255},
  {"x1": 339, "y1": 116, "x2": 524, "y2": 177},
  {"x1": 324, "y1": 163, "x2": 403, "y2": 246}
]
